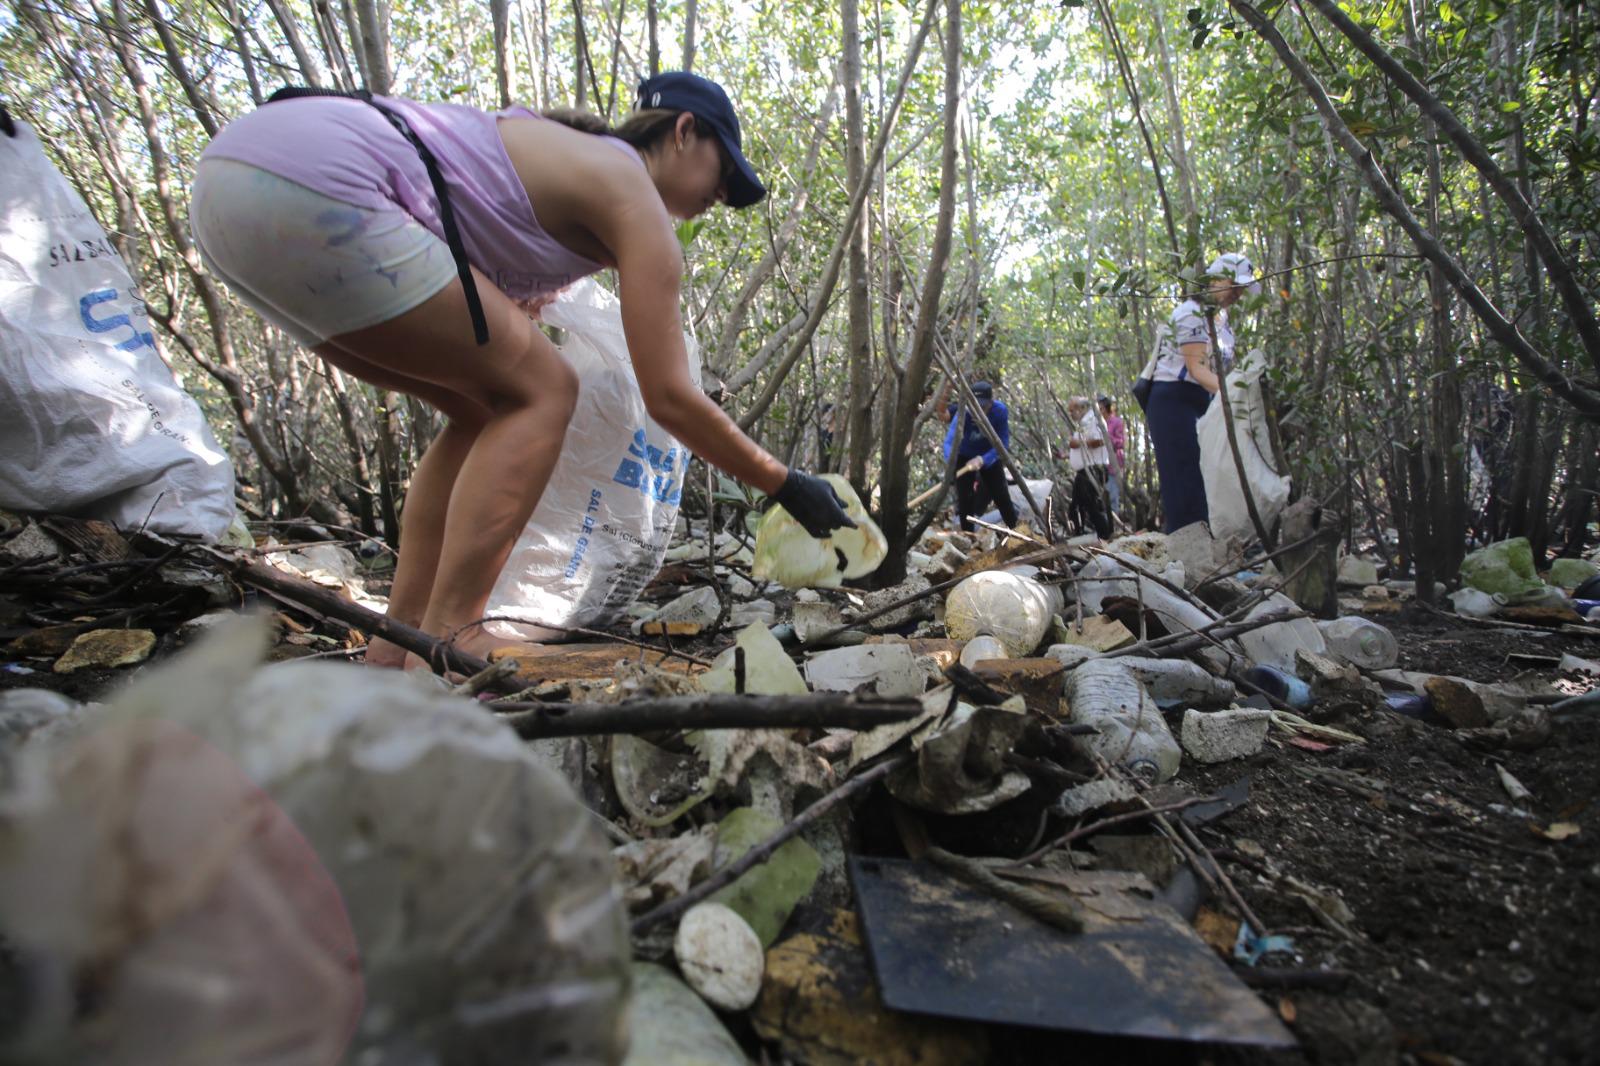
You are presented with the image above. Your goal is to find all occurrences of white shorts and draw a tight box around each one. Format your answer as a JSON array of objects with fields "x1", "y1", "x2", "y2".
[{"x1": 190, "y1": 158, "x2": 458, "y2": 347}]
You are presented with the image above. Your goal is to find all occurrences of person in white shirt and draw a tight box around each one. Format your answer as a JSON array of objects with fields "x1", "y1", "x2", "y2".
[
  {"x1": 1065, "y1": 395, "x2": 1112, "y2": 540},
  {"x1": 1146, "y1": 253, "x2": 1260, "y2": 532}
]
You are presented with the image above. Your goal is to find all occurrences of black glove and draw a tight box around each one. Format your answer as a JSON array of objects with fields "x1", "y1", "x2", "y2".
[{"x1": 772, "y1": 469, "x2": 858, "y2": 539}]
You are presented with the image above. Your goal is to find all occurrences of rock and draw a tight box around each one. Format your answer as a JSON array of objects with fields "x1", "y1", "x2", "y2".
[
  {"x1": 0, "y1": 520, "x2": 60, "y2": 564},
  {"x1": 1180, "y1": 708, "x2": 1272, "y2": 763},
  {"x1": 856, "y1": 575, "x2": 935, "y2": 630},
  {"x1": 793, "y1": 599, "x2": 845, "y2": 645},
  {"x1": 1104, "y1": 531, "x2": 1172, "y2": 569},
  {"x1": 675, "y1": 902, "x2": 765, "y2": 1011},
  {"x1": 52, "y1": 629, "x2": 157, "y2": 673},
  {"x1": 1053, "y1": 777, "x2": 1137, "y2": 818},
  {"x1": 1052, "y1": 614, "x2": 1136, "y2": 653},
  {"x1": 729, "y1": 598, "x2": 778, "y2": 627},
  {"x1": 969, "y1": 658, "x2": 1067, "y2": 718},
  {"x1": 637, "y1": 586, "x2": 721, "y2": 631},
  {"x1": 753, "y1": 910, "x2": 989, "y2": 1066},
  {"x1": 923, "y1": 541, "x2": 970, "y2": 583},
  {"x1": 805, "y1": 643, "x2": 927, "y2": 699},
  {"x1": 1044, "y1": 643, "x2": 1100, "y2": 669},
  {"x1": 1423, "y1": 676, "x2": 1491, "y2": 729},
  {"x1": 1337, "y1": 555, "x2": 1381, "y2": 588},
  {"x1": 1165, "y1": 522, "x2": 1224, "y2": 590}
]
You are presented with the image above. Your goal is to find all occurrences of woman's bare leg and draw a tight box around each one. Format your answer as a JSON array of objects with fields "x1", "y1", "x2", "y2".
[{"x1": 314, "y1": 270, "x2": 577, "y2": 664}]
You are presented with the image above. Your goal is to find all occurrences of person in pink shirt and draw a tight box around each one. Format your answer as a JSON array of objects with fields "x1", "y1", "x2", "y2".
[
  {"x1": 1098, "y1": 395, "x2": 1127, "y2": 520},
  {"x1": 190, "y1": 73, "x2": 853, "y2": 667}
]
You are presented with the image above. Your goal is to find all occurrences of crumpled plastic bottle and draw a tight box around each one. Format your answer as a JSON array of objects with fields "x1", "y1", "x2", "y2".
[
  {"x1": 1064, "y1": 659, "x2": 1181, "y2": 783},
  {"x1": 1315, "y1": 617, "x2": 1399, "y2": 670}
]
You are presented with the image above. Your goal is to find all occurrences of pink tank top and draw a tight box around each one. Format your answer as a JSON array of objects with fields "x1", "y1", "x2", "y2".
[{"x1": 200, "y1": 95, "x2": 639, "y2": 304}]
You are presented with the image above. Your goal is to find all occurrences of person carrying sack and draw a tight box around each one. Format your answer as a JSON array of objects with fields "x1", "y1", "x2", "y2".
[
  {"x1": 190, "y1": 72, "x2": 854, "y2": 666},
  {"x1": 1145, "y1": 253, "x2": 1260, "y2": 533}
]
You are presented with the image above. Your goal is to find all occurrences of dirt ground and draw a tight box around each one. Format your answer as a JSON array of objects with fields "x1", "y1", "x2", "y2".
[
  {"x1": 1181, "y1": 605, "x2": 1600, "y2": 1066},
  {"x1": 5, "y1": 585, "x2": 1598, "y2": 1065}
]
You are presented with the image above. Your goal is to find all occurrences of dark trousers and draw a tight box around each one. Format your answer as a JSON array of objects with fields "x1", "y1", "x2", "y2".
[
  {"x1": 1070, "y1": 465, "x2": 1112, "y2": 539},
  {"x1": 1146, "y1": 379, "x2": 1214, "y2": 533},
  {"x1": 955, "y1": 461, "x2": 1019, "y2": 531}
]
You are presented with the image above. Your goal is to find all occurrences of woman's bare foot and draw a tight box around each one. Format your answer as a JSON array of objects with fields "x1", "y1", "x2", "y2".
[{"x1": 363, "y1": 635, "x2": 409, "y2": 669}]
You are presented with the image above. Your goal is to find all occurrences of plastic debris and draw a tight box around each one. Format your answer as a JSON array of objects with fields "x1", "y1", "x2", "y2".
[
  {"x1": 709, "y1": 807, "x2": 822, "y2": 947},
  {"x1": 1063, "y1": 660, "x2": 1181, "y2": 783},
  {"x1": 944, "y1": 570, "x2": 1056, "y2": 658},
  {"x1": 1548, "y1": 557, "x2": 1600, "y2": 591},
  {"x1": 1336, "y1": 555, "x2": 1380, "y2": 588},
  {"x1": 1052, "y1": 614, "x2": 1136, "y2": 653},
  {"x1": 1181, "y1": 708, "x2": 1272, "y2": 763},
  {"x1": 886, "y1": 697, "x2": 1033, "y2": 813},
  {"x1": 752, "y1": 475, "x2": 886, "y2": 589},
  {"x1": 700, "y1": 623, "x2": 809, "y2": 696},
  {"x1": 1053, "y1": 777, "x2": 1138, "y2": 818},
  {"x1": 792, "y1": 594, "x2": 845, "y2": 645},
  {"x1": 675, "y1": 901, "x2": 765, "y2": 1011},
  {"x1": 1235, "y1": 593, "x2": 1327, "y2": 672},
  {"x1": 1315, "y1": 616, "x2": 1399, "y2": 670},
  {"x1": 958, "y1": 634, "x2": 1009, "y2": 668},
  {"x1": 1076, "y1": 553, "x2": 1233, "y2": 671},
  {"x1": 804, "y1": 643, "x2": 928, "y2": 699},
  {"x1": 615, "y1": 825, "x2": 717, "y2": 911},
  {"x1": 1241, "y1": 664, "x2": 1314, "y2": 710},
  {"x1": 1449, "y1": 586, "x2": 1503, "y2": 619},
  {"x1": 1460, "y1": 537, "x2": 1548, "y2": 604},
  {"x1": 624, "y1": 963, "x2": 748, "y2": 1066},
  {"x1": 1122, "y1": 658, "x2": 1236, "y2": 706},
  {"x1": 0, "y1": 617, "x2": 629, "y2": 1065}
]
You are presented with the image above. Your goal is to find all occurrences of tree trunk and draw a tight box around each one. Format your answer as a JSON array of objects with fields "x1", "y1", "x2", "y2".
[
  {"x1": 681, "y1": 0, "x2": 696, "y2": 71},
  {"x1": 353, "y1": 0, "x2": 391, "y2": 93},
  {"x1": 264, "y1": 0, "x2": 324, "y2": 85},
  {"x1": 842, "y1": 0, "x2": 873, "y2": 497},
  {"x1": 491, "y1": 0, "x2": 512, "y2": 107},
  {"x1": 646, "y1": 0, "x2": 659, "y2": 75},
  {"x1": 876, "y1": 0, "x2": 961, "y2": 585}
]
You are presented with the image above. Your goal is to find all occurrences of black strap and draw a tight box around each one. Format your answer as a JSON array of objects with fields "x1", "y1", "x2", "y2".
[
  {"x1": 0, "y1": 104, "x2": 16, "y2": 139},
  {"x1": 263, "y1": 87, "x2": 489, "y2": 346}
]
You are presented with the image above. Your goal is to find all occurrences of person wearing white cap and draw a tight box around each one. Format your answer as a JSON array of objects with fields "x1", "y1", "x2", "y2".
[{"x1": 1145, "y1": 253, "x2": 1261, "y2": 532}]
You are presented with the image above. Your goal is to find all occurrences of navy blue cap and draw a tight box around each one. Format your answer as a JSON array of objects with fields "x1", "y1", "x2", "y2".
[
  {"x1": 971, "y1": 380, "x2": 994, "y2": 399},
  {"x1": 637, "y1": 71, "x2": 766, "y2": 209}
]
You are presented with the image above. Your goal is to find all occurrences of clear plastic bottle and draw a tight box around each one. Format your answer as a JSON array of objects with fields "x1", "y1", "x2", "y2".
[
  {"x1": 1315, "y1": 617, "x2": 1399, "y2": 670},
  {"x1": 1064, "y1": 659, "x2": 1182, "y2": 783}
]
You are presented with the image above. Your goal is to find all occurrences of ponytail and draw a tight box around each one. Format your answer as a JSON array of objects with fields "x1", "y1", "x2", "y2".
[{"x1": 541, "y1": 106, "x2": 717, "y2": 153}]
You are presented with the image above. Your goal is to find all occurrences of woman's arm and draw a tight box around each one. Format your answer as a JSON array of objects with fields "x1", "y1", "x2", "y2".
[{"x1": 1180, "y1": 341, "x2": 1220, "y2": 393}]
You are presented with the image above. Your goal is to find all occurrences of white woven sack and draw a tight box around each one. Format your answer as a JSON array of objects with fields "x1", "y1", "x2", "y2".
[
  {"x1": 484, "y1": 279, "x2": 698, "y2": 639},
  {"x1": 1197, "y1": 348, "x2": 1290, "y2": 544},
  {"x1": 0, "y1": 120, "x2": 234, "y2": 540}
]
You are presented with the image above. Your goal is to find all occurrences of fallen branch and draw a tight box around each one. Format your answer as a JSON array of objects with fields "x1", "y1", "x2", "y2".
[
  {"x1": 1104, "y1": 609, "x2": 1305, "y2": 660},
  {"x1": 209, "y1": 551, "x2": 496, "y2": 678},
  {"x1": 632, "y1": 754, "x2": 910, "y2": 934},
  {"x1": 496, "y1": 693, "x2": 923, "y2": 739}
]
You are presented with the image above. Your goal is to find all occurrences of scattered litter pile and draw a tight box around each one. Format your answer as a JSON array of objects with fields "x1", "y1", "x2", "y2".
[{"x1": 1, "y1": 508, "x2": 1596, "y2": 1062}]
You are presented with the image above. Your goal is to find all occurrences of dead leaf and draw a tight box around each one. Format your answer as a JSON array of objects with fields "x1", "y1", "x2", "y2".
[
  {"x1": 1278, "y1": 996, "x2": 1297, "y2": 1024},
  {"x1": 1531, "y1": 821, "x2": 1581, "y2": 842},
  {"x1": 1194, "y1": 905, "x2": 1241, "y2": 958}
]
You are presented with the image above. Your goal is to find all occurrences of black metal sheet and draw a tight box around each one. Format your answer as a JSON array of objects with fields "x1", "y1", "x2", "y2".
[{"x1": 849, "y1": 855, "x2": 1296, "y2": 1047}]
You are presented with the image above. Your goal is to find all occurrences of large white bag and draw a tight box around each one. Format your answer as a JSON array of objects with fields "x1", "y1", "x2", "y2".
[
  {"x1": 1197, "y1": 348, "x2": 1290, "y2": 545},
  {"x1": 485, "y1": 279, "x2": 697, "y2": 640},
  {"x1": 0, "y1": 120, "x2": 235, "y2": 541}
]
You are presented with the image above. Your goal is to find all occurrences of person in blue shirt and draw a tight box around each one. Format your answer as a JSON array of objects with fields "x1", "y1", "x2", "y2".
[{"x1": 941, "y1": 380, "x2": 1019, "y2": 532}]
